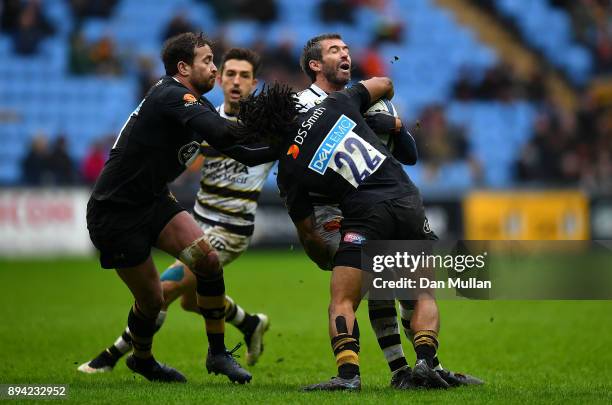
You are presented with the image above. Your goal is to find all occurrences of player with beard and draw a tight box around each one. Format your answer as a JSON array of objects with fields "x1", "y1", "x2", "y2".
[
  {"x1": 83, "y1": 33, "x2": 277, "y2": 384},
  {"x1": 79, "y1": 48, "x2": 272, "y2": 375},
  {"x1": 295, "y1": 33, "x2": 482, "y2": 389}
]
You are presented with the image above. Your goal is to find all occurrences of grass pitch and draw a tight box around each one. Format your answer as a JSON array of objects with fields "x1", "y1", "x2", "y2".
[{"x1": 0, "y1": 250, "x2": 611, "y2": 404}]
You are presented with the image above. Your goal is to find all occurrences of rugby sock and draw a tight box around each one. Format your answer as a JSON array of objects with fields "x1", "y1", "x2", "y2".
[
  {"x1": 102, "y1": 309, "x2": 166, "y2": 364},
  {"x1": 105, "y1": 327, "x2": 133, "y2": 360},
  {"x1": 368, "y1": 300, "x2": 409, "y2": 374},
  {"x1": 332, "y1": 316, "x2": 360, "y2": 379},
  {"x1": 196, "y1": 273, "x2": 226, "y2": 354},
  {"x1": 224, "y1": 295, "x2": 259, "y2": 335},
  {"x1": 413, "y1": 330, "x2": 439, "y2": 367},
  {"x1": 398, "y1": 300, "x2": 415, "y2": 341},
  {"x1": 127, "y1": 305, "x2": 157, "y2": 359}
]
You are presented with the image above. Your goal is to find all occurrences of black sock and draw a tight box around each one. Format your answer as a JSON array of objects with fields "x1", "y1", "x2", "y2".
[
  {"x1": 238, "y1": 313, "x2": 259, "y2": 336},
  {"x1": 208, "y1": 333, "x2": 226, "y2": 354}
]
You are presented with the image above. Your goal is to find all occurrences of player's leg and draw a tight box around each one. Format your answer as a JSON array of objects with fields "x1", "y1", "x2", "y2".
[
  {"x1": 155, "y1": 211, "x2": 251, "y2": 383},
  {"x1": 116, "y1": 256, "x2": 185, "y2": 382},
  {"x1": 77, "y1": 262, "x2": 183, "y2": 374},
  {"x1": 368, "y1": 300, "x2": 413, "y2": 389},
  {"x1": 201, "y1": 223, "x2": 269, "y2": 365},
  {"x1": 402, "y1": 298, "x2": 479, "y2": 385},
  {"x1": 303, "y1": 266, "x2": 363, "y2": 391},
  {"x1": 314, "y1": 204, "x2": 411, "y2": 385}
]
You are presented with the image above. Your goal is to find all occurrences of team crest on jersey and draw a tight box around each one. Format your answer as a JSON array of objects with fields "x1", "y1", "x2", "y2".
[
  {"x1": 183, "y1": 93, "x2": 199, "y2": 106},
  {"x1": 343, "y1": 232, "x2": 366, "y2": 245},
  {"x1": 178, "y1": 141, "x2": 200, "y2": 166},
  {"x1": 423, "y1": 218, "x2": 432, "y2": 234},
  {"x1": 287, "y1": 144, "x2": 299, "y2": 159}
]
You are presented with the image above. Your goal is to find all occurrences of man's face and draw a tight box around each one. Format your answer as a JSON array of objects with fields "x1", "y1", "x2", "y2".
[
  {"x1": 318, "y1": 38, "x2": 351, "y2": 86},
  {"x1": 219, "y1": 59, "x2": 257, "y2": 109},
  {"x1": 188, "y1": 44, "x2": 217, "y2": 94}
]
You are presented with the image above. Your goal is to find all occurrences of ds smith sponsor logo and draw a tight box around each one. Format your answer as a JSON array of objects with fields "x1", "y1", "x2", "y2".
[
  {"x1": 287, "y1": 144, "x2": 299, "y2": 159},
  {"x1": 309, "y1": 114, "x2": 356, "y2": 174},
  {"x1": 294, "y1": 107, "x2": 326, "y2": 145}
]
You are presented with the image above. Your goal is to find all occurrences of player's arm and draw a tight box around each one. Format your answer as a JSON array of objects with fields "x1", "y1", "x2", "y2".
[
  {"x1": 187, "y1": 112, "x2": 279, "y2": 166},
  {"x1": 160, "y1": 87, "x2": 279, "y2": 166},
  {"x1": 279, "y1": 178, "x2": 332, "y2": 270},
  {"x1": 364, "y1": 111, "x2": 418, "y2": 165},
  {"x1": 294, "y1": 215, "x2": 333, "y2": 271},
  {"x1": 331, "y1": 78, "x2": 393, "y2": 114},
  {"x1": 392, "y1": 125, "x2": 418, "y2": 165},
  {"x1": 360, "y1": 76, "x2": 394, "y2": 105}
]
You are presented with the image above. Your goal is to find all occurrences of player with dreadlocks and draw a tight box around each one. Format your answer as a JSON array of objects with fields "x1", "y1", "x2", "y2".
[
  {"x1": 238, "y1": 79, "x2": 450, "y2": 390},
  {"x1": 291, "y1": 33, "x2": 483, "y2": 390}
]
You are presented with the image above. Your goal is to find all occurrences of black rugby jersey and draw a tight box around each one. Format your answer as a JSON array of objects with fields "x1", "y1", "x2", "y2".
[
  {"x1": 277, "y1": 83, "x2": 417, "y2": 222},
  {"x1": 92, "y1": 76, "x2": 275, "y2": 205}
]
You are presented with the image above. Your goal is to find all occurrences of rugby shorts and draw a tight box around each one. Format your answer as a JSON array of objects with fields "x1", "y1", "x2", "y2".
[
  {"x1": 334, "y1": 194, "x2": 438, "y2": 271},
  {"x1": 196, "y1": 218, "x2": 251, "y2": 267},
  {"x1": 87, "y1": 192, "x2": 184, "y2": 269}
]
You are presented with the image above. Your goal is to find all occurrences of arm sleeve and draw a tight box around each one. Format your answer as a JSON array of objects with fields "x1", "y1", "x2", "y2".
[
  {"x1": 279, "y1": 179, "x2": 314, "y2": 222},
  {"x1": 329, "y1": 83, "x2": 371, "y2": 114},
  {"x1": 157, "y1": 86, "x2": 278, "y2": 166},
  {"x1": 186, "y1": 112, "x2": 279, "y2": 166},
  {"x1": 392, "y1": 125, "x2": 418, "y2": 165}
]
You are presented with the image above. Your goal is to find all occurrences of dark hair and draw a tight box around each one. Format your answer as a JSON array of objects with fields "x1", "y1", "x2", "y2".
[
  {"x1": 300, "y1": 33, "x2": 342, "y2": 82},
  {"x1": 221, "y1": 47, "x2": 262, "y2": 77},
  {"x1": 161, "y1": 32, "x2": 212, "y2": 76},
  {"x1": 238, "y1": 82, "x2": 302, "y2": 146}
]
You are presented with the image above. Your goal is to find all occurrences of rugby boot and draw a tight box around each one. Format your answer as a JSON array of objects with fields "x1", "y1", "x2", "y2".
[
  {"x1": 126, "y1": 355, "x2": 186, "y2": 383},
  {"x1": 206, "y1": 343, "x2": 252, "y2": 384}
]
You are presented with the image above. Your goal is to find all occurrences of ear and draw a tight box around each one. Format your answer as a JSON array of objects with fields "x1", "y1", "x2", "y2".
[
  {"x1": 217, "y1": 73, "x2": 223, "y2": 84},
  {"x1": 177, "y1": 60, "x2": 191, "y2": 77},
  {"x1": 252, "y1": 78, "x2": 259, "y2": 87},
  {"x1": 308, "y1": 59, "x2": 322, "y2": 74}
]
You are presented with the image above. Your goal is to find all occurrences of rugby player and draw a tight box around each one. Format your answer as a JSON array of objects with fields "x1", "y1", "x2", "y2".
[
  {"x1": 79, "y1": 48, "x2": 272, "y2": 375},
  {"x1": 295, "y1": 34, "x2": 482, "y2": 390},
  {"x1": 237, "y1": 77, "x2": 445, "y2": 390},
  {"x1": 296, "y1": 33, "x2": 419, "y2": 390},
  {"x1": 83, "y1": 33, "x2": 277, "y2": 384}
]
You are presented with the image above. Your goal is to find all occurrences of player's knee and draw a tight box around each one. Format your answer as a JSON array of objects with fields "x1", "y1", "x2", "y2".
[
  {"x1": 178, "y1": 236, "x2": 221, "y2": 277},
  {"x1": 329, "y1": 299, "x2": 353, "y2": 318}
]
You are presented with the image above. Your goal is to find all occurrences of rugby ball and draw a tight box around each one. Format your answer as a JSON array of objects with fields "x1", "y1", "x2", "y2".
[{"x1": 364, "y1": 98, "x2": 398, "y2": 151}]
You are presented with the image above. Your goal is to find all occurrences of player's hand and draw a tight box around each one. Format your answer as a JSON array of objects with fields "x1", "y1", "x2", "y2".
[{"x1": 365, "y1": 113, "x2": 401, "y2": 135}]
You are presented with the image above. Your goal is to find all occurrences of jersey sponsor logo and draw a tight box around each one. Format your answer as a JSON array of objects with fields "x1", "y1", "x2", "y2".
[
  {"x1": 343, "y1": 232, "x2": 366, "y2": 245},
  {"x1": 295, "y1": 107, "x2": 326, "y2": 145},
  {"x1": 178, "y1": 141, "x2": 200, "y2": 166},
  {"x1": 308, "y1": 114, "x2": 356, "y2": 174},
  {"x1": 287, "y1": 144, "x2": 299, "y2": 159}
]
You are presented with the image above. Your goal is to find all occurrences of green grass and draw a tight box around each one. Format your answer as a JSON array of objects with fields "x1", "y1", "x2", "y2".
[{"x1": 0, "y1": 251, "x2": 611, "y2": 404}]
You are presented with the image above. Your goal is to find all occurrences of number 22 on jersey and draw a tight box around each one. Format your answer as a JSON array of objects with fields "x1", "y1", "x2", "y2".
[{"x1": 308, "y1": 115, "x2": 386, "y2": 188}]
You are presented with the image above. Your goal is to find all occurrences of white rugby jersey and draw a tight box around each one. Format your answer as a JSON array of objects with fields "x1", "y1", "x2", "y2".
[
  {"x1": 296, "y1": 83, "x2": 341, "y2": 207},
  {"x1": 193, "y1": 104, "x2": 274, "y2": 234},
  {"x1": 296, "y1": 83, "x2": 328, "y2": 113}
]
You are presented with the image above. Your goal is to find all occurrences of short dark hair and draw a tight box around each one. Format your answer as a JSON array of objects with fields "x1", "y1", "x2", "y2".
[
  {"x1": 300, "y1": 33, "x2": 342, "y2": 82},
  {"x1": 161, "y1": 32, "x2": 212, "y2": 76},
  {"x1": 221, "y1": 47, "x2": 262, "y2": 77}
]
